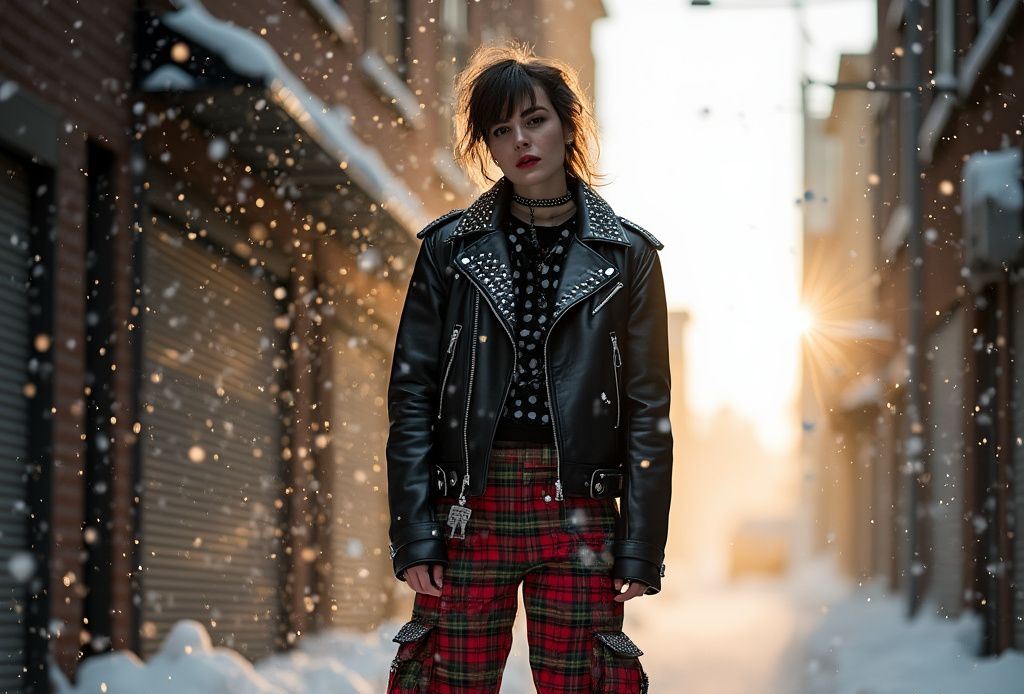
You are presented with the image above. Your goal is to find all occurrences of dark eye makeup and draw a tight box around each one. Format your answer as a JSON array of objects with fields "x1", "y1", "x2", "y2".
[{"x1": 491, "y1": 117, "x2": 545, "y2": 138}]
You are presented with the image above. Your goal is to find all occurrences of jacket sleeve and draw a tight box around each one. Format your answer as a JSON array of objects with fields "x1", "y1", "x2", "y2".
[
  {"x1": 386, "y1": 235, "x2": 449, "y2": 581},
  {"x1": 612, "y1": 246, "x2": 673, "y2": 594}
]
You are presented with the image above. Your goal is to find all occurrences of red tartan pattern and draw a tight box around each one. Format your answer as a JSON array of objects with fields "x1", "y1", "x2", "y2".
[{"x1": 387, "y1": 441, "x2": 649, "y2": 693}]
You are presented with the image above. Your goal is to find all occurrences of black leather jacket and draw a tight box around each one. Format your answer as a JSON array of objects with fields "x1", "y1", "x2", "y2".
[{"x1": 386, "y1": 175, "x2": 673, "y2": 594}]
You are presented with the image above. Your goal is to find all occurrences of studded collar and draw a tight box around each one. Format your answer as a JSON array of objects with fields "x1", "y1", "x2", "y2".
[{"x1": 447, "y1": 175, "x2": 631, "y2": 247}]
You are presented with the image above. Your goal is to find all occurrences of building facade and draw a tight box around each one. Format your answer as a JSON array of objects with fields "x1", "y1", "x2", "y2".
[{"x1": 802, "y1": 0, "x2": 1023, "y2": 657}]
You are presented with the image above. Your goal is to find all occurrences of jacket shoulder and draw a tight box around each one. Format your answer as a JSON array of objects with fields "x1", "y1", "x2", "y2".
[
  {"x1": 617, "y1": 216, "x2": 664, "y2": 251},
  {"x1": 416, "y1": 209, "x2": 466, "y2": 239}
]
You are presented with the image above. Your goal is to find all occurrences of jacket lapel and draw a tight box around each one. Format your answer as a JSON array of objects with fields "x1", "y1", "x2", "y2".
[
  {"x1": 454, "y1": 231, "x2": 518, "y2": 337},
  {"x1": 449, "y1": 174, "x2": 629, "y2": 333},
  {"x1": 550, "y1": 236, "x2": 620, "y2": 321}
]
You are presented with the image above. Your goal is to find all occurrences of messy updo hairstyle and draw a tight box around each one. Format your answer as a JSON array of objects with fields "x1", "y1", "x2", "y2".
[{"x1": 452, "y1": 40, "x2": 603, "y2": 189}]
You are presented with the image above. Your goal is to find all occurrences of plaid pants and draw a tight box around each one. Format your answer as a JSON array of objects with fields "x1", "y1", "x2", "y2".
[{"x1": 387, "y1": 440, "x2": 649, "y2": 693}]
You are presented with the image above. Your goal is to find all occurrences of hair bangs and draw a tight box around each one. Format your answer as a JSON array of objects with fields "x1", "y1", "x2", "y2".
[{"x1": 452, "y1": 40, "x2": 604, "y2": 190}]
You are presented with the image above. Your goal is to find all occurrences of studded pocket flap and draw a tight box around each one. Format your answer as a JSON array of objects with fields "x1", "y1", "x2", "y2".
[
  {"x1": 392, "y1": 619, "x2": 435, "y2": 643},
  {"x1": 594, "y1": 631, "x2": 644, "y2": 657}
]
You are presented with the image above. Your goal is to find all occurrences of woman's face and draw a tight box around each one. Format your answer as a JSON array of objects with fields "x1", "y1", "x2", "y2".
[{"x1": 484, "y1": 83, "x2": 572, "y2": 190}]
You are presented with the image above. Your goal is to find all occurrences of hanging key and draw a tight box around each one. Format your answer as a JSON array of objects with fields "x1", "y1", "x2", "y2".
[{"x1": 446, "y1": 504, "x2": 472, "y2": 539}]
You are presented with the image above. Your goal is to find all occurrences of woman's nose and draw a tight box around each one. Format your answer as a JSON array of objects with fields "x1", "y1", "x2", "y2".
[{"x1": 513, "y1": 125, "x2": 530, "y2": 149}]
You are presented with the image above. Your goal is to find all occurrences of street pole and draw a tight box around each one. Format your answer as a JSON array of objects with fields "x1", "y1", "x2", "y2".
[{"x1": 902, "y1": 0, "x2": 924, "y2": 620}]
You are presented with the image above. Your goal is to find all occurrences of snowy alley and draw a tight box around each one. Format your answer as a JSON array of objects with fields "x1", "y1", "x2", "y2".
[{"x1": 3, "y1": 1, "x2": 1024, "y2": 692}]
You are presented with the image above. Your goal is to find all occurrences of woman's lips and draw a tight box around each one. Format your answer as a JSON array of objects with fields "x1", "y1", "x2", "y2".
[{"x1": 516, "y1": 156, "x2": 540, "y2": 169}]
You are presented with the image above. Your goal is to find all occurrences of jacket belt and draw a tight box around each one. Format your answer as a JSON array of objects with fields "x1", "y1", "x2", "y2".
[{"x1": 431, "y1": 459, "x2": 624, "y2": 499}]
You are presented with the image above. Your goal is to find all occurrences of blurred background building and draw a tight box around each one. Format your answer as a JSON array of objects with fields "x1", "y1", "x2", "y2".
[{"x1": 800, "y1": 0, "x2": 1023, "y2": 658}]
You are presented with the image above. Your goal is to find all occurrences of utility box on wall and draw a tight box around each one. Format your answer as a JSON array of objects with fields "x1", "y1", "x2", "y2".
[{"x1": 962, "y1": 148, "x2": 1024, "y2": 290}]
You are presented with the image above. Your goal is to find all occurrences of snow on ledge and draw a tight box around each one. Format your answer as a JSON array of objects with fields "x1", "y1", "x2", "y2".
[
  {"x1": 432, "y1": 148, "x2": 477, "y2": 198},
  {"x1": 359, "y1": 50, "x2": 426, "y2": 131},
  {"x1": 157, "y1": 0, "x2": 429, "y2": 236},
  {"x1": 305, "y1": 0, "x2": 357, "y2": 44}
]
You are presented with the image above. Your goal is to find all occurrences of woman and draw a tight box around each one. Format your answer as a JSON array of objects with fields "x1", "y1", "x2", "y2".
[{"x1": 385, "y1": 40, "x2": 671, "y2": 693}]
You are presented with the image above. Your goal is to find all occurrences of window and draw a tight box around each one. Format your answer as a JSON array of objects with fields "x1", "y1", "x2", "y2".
[
  {"x1": 933, "y1": 0, "x2": 956, "y2": 91},
  {"x1": 366, "y1": 0, "x2": 409, "y2": 78},
  {"x1": 437, "y1": 0, "x2": 469, "y2": 144}
]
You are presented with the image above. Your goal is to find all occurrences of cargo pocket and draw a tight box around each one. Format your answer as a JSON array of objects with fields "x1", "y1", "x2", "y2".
[
  {"x1": 387, "y1": 619, "x2": 437, "y2": 693},
  {"x1": 590, "y1": 631, "x2": 650, "y2": 694}
]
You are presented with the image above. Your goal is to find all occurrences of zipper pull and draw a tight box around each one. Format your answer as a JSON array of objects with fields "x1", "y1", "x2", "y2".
[
  {"x1": 447, "y1": 327, "x2": 459, "y2": 354},
  {"x1": 611, "y1": 333, "x2": 622, "y2": 367},
  {"x1": 554, "y1": 478, "x2": 564, "y2": 501},
  {"x1": 457, "y1": 473, "x2": 470, "y2": 506}
]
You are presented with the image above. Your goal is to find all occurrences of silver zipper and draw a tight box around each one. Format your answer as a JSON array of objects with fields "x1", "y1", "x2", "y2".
[
  {"x1": 450, "y1": 256, "x2": 520, "y2": 504},
  {"x1": 591, "y1": 281, "x2": 624, "y2": 315},
  {"x1": 610, "y1": 331, "x2": 622, "y2": 429},
  {"x1": 437, "y1": 324, "x2": 463, "y2": 420},
  {"x1": 459, "y1": 295, "x2": 479, "y2": 505},
  {"x1": 465, "y1": 285, "x2": 518, "y2": 493},
  {"x1": 543, "y1": 275, "x2": 620, "y2": 501}
]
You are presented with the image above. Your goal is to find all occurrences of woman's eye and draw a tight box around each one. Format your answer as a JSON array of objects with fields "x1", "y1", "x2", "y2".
[
  {"x1": 492, "y1": 126, "x2": 507, "y2": 137},
  {"x1": 529, "y1": 117, "x2": 544, "y2": 125}
]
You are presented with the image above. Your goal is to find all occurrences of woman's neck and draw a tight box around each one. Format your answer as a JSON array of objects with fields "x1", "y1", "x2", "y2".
[
  {"x1": 509, "y1": 171, "x2": 576, "y2": 225},
  {"x1": 510, "y1": 203, "x2": 577, "y2": 227}
]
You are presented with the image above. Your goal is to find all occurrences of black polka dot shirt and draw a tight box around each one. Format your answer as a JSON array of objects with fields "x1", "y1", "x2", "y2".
[{"x1": 494, "y1": 210, "x2": 578, "y2": 443}]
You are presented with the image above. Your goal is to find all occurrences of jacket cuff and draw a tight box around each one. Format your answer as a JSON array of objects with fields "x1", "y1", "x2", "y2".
[
  {"x1": 391, "y1": 521, "x2": 444, "y2": 547},
  {"x1": 611, "y1": 539, "x2": 665, "y2": 566},
  {"x1": 612, "y1": 556, "x2": 664, "y2": 595},
  {"x1": 391, "y1": 538, "x2": 448, "y2": 581},
  {"x1": 389, "y1": 521, "x2": 447, "y2": 581}
]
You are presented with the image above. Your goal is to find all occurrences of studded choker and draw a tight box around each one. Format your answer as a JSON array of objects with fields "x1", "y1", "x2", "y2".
[{"x1": 511, "y1": 190, "x2": 573, "y2": 208}]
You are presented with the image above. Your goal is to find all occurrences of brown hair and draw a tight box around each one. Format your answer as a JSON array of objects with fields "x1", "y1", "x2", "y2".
[{"x1": 452, "y1": 40, "x2": 604, "y2": 189}]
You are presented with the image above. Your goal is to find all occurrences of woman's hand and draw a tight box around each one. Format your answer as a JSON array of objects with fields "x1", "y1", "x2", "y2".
[
  {"x1": 613, "y1": 578, "x2": 647, "y2": 602},
  {"x1": 404, "y1": 563, "x2": 445, "y2": 596}
]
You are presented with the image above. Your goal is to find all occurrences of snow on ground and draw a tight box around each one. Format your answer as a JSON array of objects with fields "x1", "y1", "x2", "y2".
[
  {"x1": 51, "y1": 554, "x2": 1024, "y2": 693},
  {"x1": 796, "y1": 568, "x2": 1024, "y2": 694}
]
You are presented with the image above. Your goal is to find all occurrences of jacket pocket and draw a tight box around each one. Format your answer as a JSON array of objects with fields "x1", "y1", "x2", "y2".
[
  {"x1": 609, "y1": 331, "x2": 622, "y2": 429},
  {"x1": 436, "y1": 324, "x2": 463, "y2": 421},
  {"x1": 590, "y1": 630, "x2": 649, "y2": 693},
  {"x1": 387, "y1": 619, "x2": 437, "y2": 693},
  {"x1": 592, "y1": 280, "x2": 624, "y2": 315}
]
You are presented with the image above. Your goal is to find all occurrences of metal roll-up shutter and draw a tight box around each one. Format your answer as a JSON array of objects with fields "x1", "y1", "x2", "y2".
[
  {"x1": 926, "y1": 308, "x2": 966, "y2": 616},
  {"x1": 140, "y1": 226, "x2": 286, "y2": 659},
  {"x1": 0, "y1": 152, "x2": 30, "y2": 688},
  {"x1": 1012, "y1": 280, "x2": 1024, "y2": 647},
  {"x1": 326, "y1": 328, "x2": 391, "y2": 627}
]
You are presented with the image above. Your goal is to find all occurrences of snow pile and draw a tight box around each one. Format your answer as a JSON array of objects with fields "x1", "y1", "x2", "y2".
[
  {"x1": 51, "y1": 619, "x2": 400, "y2": 694},
  {"x1": 799, "y1": 575, "x2": 1024, "y2": 694},
  {"x1": 51, "y1": 615, "x2": 538, "y2": 693}
]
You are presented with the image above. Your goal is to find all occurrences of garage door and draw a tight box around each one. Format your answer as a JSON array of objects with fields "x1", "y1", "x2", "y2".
[
  {"x1": 139, "y1": 226, "x2": 287, "y2": 659},
  {"x1": 326, "y1": 328, "x2": 391, "y2": 627},
  {"x1": 0, "y1": 151, "x2": 31, "y2": 688}
]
